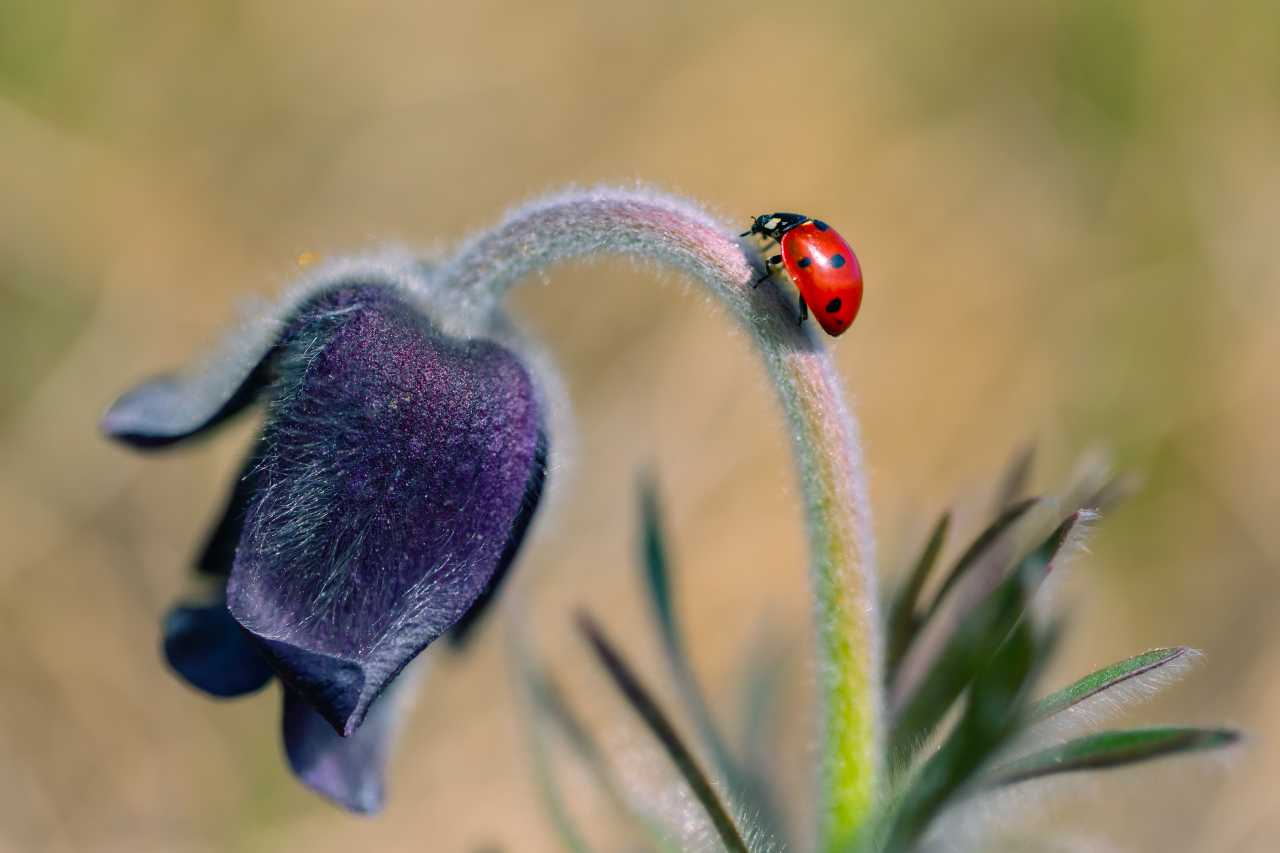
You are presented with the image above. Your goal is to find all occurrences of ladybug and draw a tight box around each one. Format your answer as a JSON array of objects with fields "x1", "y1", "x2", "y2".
[{"x1": 741, "y1": 212, "x2": 863, "y2": 336}]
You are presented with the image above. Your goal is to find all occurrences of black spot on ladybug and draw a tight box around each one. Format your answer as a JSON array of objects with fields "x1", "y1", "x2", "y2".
[
  {"x1": 813, "y1": 220, "x2": 830, "y2": 231},
  {"x1": 826, "y1": 298, "x2": 843, "y2": 313},
  {"x1": 830, "y1": 253, "x2": 846, "y2": 268},
  {"x1": 797, "y1": 257, "x2": 813, "y2": 269}
]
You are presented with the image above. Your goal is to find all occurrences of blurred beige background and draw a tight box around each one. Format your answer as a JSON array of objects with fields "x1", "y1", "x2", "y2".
[{"x1": 1, "y1": 2, "x2": 1277, "y2": 851}]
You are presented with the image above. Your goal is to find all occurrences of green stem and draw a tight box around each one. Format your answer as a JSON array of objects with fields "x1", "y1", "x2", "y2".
[
  {"x1": 766, "y1": 349, "x2": 882, "y2": 849},
  {"x1": 432, "y1": 187, "x2": 883, "y2": 848}
]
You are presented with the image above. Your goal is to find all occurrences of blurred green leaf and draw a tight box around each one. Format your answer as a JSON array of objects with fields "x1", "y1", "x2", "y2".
[
  {"x1": 885, "y1": 512, "x2": 951, "y2": 678},
  {"x1": 517, "y1": 629, "x2": 686, "y2": 853},
  {"x1": 882, "y1": 619, "x2": 1049, "y2": 853},
  {"x1": 513, "y1": 639, "x2": 598, "y2": 853},
  {"x1": 577, "y1": 611, "x2": 752, "y2": 853},
  {"x1": 640, "y1": 476, "x2": 677, "y2": 644},
  {"x1": 638, "y1": 475, "x2": 786, "y2": 845},
  {"x1": 1029, "y1": 646, "x2": 1191, "y2": 724},
  {"x1": 738, "y1": 628, "x2": 789, "y2": 770},
  {"x1": 527, "y1": 661, "x2": 682, "y2": 852},
  {"x1": 922, "y1": 497, "x2": 1038, "y2": 624},
  {"x1": 986, "y1": 727, "x2": 1240, "y2": 788},
  {"x1": 528, "y1": 668, "x2": 610, "y2": 787},
  {"x1": 994, "y1": 443, "x2": 1036, "y2": 514},
  {"x1": 733, "y1": 627, "x2": 793, "y2": 845},
  {"x1": 890, "y1": 512, "x2": 1080, "y2": 760}
]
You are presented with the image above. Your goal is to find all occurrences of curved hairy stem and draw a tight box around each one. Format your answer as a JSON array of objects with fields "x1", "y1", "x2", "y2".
[{"x1": 432, "y1": 187, "x2": 883, "y2": 847}]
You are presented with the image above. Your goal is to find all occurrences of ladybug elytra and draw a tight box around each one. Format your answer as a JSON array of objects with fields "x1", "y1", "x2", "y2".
[{"x1": 741, "y1": 212, "x2": 863, "y2": 337}]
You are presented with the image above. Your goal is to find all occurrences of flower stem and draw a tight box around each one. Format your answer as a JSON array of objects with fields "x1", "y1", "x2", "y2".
[{"x1": 433, "y1": 187, "x2": 883, "y2": 848}]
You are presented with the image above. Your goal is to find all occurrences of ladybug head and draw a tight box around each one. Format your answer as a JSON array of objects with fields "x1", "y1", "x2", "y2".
[
  {"x1": 740, "y1": 214, "x2": 774, "y2": 238},
  {"x1": 740, "y1": 212, "x2": 808, "y2": 239}
]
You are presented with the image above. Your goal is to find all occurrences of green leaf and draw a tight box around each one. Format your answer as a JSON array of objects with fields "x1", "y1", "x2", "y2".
[
  {"x1": 1029, "y1": 647, "x2": 1192, "y2": 724},
  {"x1": 922, "y1": 497, "x2": 1038, "y2": 624},
  {"x1": 733, "y1": 628, "x2": 794, "y2": 845},
  {"x1": 993, "y1": 443, "x2": 1036, "y2": 513},
  {"x1": 528, "y1": 668, "x2": 612, "y2": 788},
  {"x1": 986, "y1": 727, "x2": 1241, "y2": 788},
  {"x1": 882, "y1": 619, "x2": 1050, "y2": 853},
  {"x1": 885, "y1": 512, "x2": 951, "y2": 678},
  {"x1": 636, "y1": 476, "x2": 780, "y2": 838},
  {"x1": 640, "y1": 476, "x2": 677, "y2": 645},
  {"x1": 1086, "y1": 471, "x2": 1142, "y2": 513},
  {"x1": 512, "y1": 640, "x2": 599, "y2": 853},
  {"x1": 738, "y1": 627, "x2": 790, "y2": 770},
  {"x1": 577, "y1": 611, "x2": 752, "y2": 853},
  {"x1": 890, "y1": 512, "x2": 1080, "y2": 760},
  {"x1": 517, "y1": 636, "x2": 681, "y2": 852}
]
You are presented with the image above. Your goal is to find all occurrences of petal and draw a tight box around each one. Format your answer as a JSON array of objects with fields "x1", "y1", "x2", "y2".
[
  {"x1": 281, "y1": 663, "x2": 421, "y2": 814},
  {"x1": 100, "y1": 251, "x2": 430, "y2": 449},
  {"x1": 228, "y1": 286, "x2": 546, "y2": 734},
  {"x1": 163, "y1": 601, "x2": 275, "y2": 698},
  {"x1": 196, "y1": 436, "x2": 268, "y2": 577},
  {"x1": 446, "y1": 430, "x2": 548, "y2": 646},
  {"x1": 100, "y1": 332, "x2": 276, "y2": 449}
]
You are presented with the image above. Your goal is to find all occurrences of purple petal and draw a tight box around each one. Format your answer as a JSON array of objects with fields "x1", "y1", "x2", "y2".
[
  {"x1": 100, "y1": 252, "x2": 431, "y2": 449},
  {"x1": 446, "y1": 431, "x2": 547, "y2": 647},
  {"x1": 100, "y1": 343, "x2": 276, "y2": 449},
  {"x1": 196, "y1": 437, "x2": 267, "y2": 577},
  {"x1": 163, "y1": 602, "x2": 275, "y2": 698},
  {"x1": 281, "y1": 668, "x2": 417, "y2": 814},
  {"x1": 229, "y1": 286, "x2": 546, "y2": 735}
]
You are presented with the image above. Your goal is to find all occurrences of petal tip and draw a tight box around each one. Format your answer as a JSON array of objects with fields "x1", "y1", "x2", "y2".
[
  {"x1": 243, "y1": 630, "x2": 370, "y2": 734},
  {"x1": 100, "y1": 380, "x2": 176, "y2": 447},
  {"x1": 283, "y1": 689, "x2": 394, "y2": 815},
  {"x1": 162, "y1": 603, "x2": 275, "y2": 698}
]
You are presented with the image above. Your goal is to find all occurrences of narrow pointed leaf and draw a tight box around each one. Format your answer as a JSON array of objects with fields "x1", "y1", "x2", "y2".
[
  {"x1": 1029, "y1": 647, "x2": 1192, "y2": 724},
  {"x1": 513, "y1": 638, "x2": 598, "y2": 853},
  {"x1": 640, "y1": 476, "x2": 678, "y2": 645},
  {"x1": 527, "y1": 705, "x2": 597, "y2": 853},
  {"x1": 738, "y1": 630, "x2": 790, "y2": 770},
  {"x1": 577, "y1": 612, "x2": 751, "y2": 853},
  {"x1": 1086, "y1": 471, "x2": 1143, "y2": 513},
  {"x1": 524, "y1": 662, "x2": 682, "y2": 853},
  {"x1": 994, "y1": 443, "x2": 1036, "y2": 513},
  {"x1": 923, "y1": 498, "x2": 1038, "y2": 624},
  {"x1": 733, "y1": 629, "x2": 793, "y2": 847},
  {"x1": 885, "y1": 512, "x2": 951, "y2": 677},
  {"x1": 883, "y1": 620, "x2": 1047, "y2": 853},
  {"x1": 890, "y1": 512, "x2": 1080, "y2": 760},
  {"x1": 530, "y1": 668, "x2": 609, "y2": 774},
  {"x1": 986, "y1": 727, "x2": 1241, "y2": 788},
  {"x1": 637, "y1": 478, "x2": 781, "y2": 840}
]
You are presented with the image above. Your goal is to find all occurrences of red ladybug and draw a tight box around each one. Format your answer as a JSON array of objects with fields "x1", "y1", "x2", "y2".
[{"x1": 741, "y1": 212, "x2": 863, "y2": 336}]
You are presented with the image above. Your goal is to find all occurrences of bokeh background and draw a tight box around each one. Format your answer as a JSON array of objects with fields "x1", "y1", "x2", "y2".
[{"x1": 2, "y1": 2, "x2": 1277, "y2": 851}]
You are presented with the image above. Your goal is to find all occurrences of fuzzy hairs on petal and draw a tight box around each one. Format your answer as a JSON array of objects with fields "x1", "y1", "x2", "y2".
[{"x1": 228, "y1": 284, "x2": 546, "y2": 735}]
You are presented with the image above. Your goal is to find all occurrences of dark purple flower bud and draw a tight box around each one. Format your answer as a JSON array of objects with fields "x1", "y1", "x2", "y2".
[
  {"x1": 103, "y1": 258, "x2": 549, "y2": 811},
  {"x1": 228, "y1": 284, "x2": 546, "y2": 734}
]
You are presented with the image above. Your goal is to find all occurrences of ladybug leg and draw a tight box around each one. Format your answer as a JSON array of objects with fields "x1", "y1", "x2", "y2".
[
  {"x1": 753, "y1": 255, "x2": 782, "y2": 288},
  {"x1": 797, "y1": 293, "x2": 809, "y2": 325}
]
